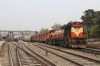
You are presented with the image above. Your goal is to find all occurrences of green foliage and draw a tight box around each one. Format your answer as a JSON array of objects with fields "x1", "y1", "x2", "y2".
[
  {"x1": 39, "y1": 28, "x2": 49, "y2": 33},
  {"x1": 81, "y1": 9, "x2": 94, "y2": 28},
  {"x1": 51, "y1": 23, "x2": 62, "y2": 30},
  {"x1": 90, "y1": 25, "x2": 100, "y2": 38},
  {"x1": 93, "y1": 11, "x2": 100, "y2": 25},
  {"x1": 81, "y1": 9, "x2": 100, "y2": 38}
]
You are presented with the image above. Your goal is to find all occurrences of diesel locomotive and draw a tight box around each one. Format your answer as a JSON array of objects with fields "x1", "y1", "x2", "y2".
[{"x1": 13, "y1": 36, "x2": 18, "y2": 42}]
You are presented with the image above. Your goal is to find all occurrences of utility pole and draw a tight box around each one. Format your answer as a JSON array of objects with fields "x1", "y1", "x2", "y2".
[
  {"x1": 87, "y1": 29, "x2": 90, "y2": 42},
  {"x1": 35, "y1": 31, "x2": 38, "y2": 42}
]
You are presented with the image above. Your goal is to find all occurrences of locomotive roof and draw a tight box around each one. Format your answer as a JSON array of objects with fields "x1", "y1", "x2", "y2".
[
  {"x1": 49, "y1": 30, "x2": 55, "y2": 32},
  {"x1": 61, "y1": 22, "x2": 82, "y2": 29},
  {"x1": 49, "y1": 22, "x2": 82, "y2": 32}
]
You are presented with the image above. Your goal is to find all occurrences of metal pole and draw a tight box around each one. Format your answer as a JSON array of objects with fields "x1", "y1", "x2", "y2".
[{"x1": 35, "y1": 31, "x2": 38, "y2": 42}]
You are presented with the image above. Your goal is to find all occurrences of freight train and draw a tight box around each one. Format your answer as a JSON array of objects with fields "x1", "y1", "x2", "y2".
[{"x1": 31, "y1": 22, "x2": 87, "y2": 48}]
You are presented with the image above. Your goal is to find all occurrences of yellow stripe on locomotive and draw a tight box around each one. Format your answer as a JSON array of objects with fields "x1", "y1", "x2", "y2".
[{"x1": 71, "y1": 22, "x2": 83, "y2": 38}]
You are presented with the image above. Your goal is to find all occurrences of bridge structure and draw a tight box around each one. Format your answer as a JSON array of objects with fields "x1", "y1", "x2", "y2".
[
  {"x1": 0, "y1": 30, "x2": 36, "y2": 37},
  {"x1": 0, "y1": 30, "x2": 39, "y2": 41}
]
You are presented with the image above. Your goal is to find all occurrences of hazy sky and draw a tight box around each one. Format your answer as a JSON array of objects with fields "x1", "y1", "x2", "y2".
[{"x1": 0, "y1": 0, "x2": 99, "y2": 31}]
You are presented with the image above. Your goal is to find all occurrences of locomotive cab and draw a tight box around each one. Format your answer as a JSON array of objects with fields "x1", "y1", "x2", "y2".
[{"x1": 64, "y1": 22, "x2": 87, "y2": 48}]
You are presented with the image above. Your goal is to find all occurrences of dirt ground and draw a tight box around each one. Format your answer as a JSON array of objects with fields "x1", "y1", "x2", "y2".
[
  {"x1": 0, "y1": 42, "x2": 6, "y2": 66},
  {"x1": 87, "y1": 42, "x2": 100, "y2": 49},
  {"x1": 0, "y1": 41, "x2": 100, "y2": 66}
]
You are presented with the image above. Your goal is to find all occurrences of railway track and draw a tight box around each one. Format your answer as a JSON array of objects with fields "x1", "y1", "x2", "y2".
[
  {"x1": 8, "y1": 42, "x2": 32, "y2": 66},
  {"x1": 14, "y1": 42, "x2": 57, "y2": 66},
  {"x1": 3, "y1": 42, "x2": 49, "y2": 66},
  {"x1": 35, "y1": 42, "x2": 100, "y2": 55},
  {"x1": 21, "y1": 42, "x2": 78, "y2": 66},
  {"x1": 74, "y1": 48, "x2": 100, "y2": 55},
  {"x1": 29, "y1": 42, "x2": 100, "y2": 66},
  {"x1": 3, "y1": 42, "x2": 100, "y2": 66},
  {"x1": 8, "y1": 43, "x2": 19, "y2": 66},
  {"x1": 14, "y1": 43, "x2": 34, "y2": 66}
]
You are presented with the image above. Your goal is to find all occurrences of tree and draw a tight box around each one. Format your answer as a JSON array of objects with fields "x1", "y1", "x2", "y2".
[
  {"x1": 39, "y1": 28, "x2": 49, "y2": 33},
  {"x1": 81, "y1": 9, "x2": 94, "y2": 38},
  {"x1": 90, "y1": 25, "x2": 100, "y2": 38},
  {"x1": 51, "y1": 23, "x2": 62, "y2": 30},
  {"x1": 81, "y1": 9, "x2": 94, "y2": 28},
  {"x1": 81, "y1": 9, "x2": 100, "y2": 38},
  {"x1": 93, "y1": 11, "x2": 100, "y2": 25}
]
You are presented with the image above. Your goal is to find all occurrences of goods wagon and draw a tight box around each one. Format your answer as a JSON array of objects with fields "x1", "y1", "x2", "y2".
[
  {"x1": 18, "y1": 36, "x2": 24, "y2": 41},
  {"x1": 30, "y1": 35, "x2": 37, "y2": 42},
  {"x1": 31, "y1": 32, "x2": 48, "y2": 42},
  {"x1": 38, "y1": 32, "x2": 48, "y2": 43},
  {"x1": 23, "y1": 35, "x2": 31, "y2": 42}
]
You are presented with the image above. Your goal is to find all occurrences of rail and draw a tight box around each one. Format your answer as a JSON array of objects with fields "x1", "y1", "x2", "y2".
[
  {"x1": 36, "y1": 43, "x2": 100, "y2": 62},
  {"x1": 33, "y1": 43, "x2": 100, "y2": 66},
  {"x1": 16, "y1": 46, "x2": 22, "y2": 66},
  {"x1": 8, "y1": 43, "x2": 14, "y2": 66},
  {"x1": 16, "y1": 42, "x2": 57, "y2": 66}
]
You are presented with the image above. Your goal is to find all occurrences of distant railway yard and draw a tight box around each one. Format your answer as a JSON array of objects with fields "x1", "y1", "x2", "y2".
[{"x1": 0, "y1": 41, "x2": 99, "y2": 66}]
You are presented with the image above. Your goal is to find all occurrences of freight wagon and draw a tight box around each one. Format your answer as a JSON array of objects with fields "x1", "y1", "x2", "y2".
[
  {"x1": 23, "y1": 35, "x2": 31, "y2": 42},
  {"x1": 30, "y1": 35, "x2": 37, "y2": 42}
]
